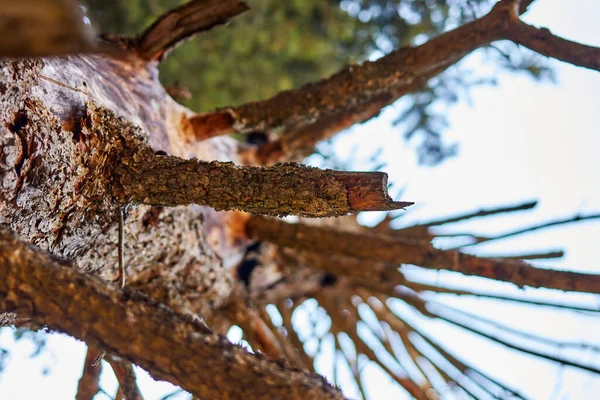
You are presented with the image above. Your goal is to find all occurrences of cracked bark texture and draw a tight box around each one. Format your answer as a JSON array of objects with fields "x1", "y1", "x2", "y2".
[
  {"x1": 0, "y1": 229, "x2": 343, "y2": 400},
  {"x1": 0, "y1": 56, "x2": 244, "y2": 320},
  {"x1": 2, "y1": 0, "x2": 600, "y2": 398}
]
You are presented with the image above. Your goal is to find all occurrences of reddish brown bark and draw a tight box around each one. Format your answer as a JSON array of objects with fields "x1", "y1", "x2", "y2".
[
  {"x1": 247, "y1": 217, "x2": 600, "y2": 294},
  {"x1": 0, "y1": 229, "x2": 344, "y2": 400}
]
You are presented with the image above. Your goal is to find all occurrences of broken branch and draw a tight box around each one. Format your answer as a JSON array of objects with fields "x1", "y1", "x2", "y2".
[{"x1": 118, "y1": 151, "x2": 411, "y2": 217}]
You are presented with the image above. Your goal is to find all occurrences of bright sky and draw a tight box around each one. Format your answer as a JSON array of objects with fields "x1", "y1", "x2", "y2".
[{"x1": 1, "y1": 1, "x2": 599, "y2": 399}]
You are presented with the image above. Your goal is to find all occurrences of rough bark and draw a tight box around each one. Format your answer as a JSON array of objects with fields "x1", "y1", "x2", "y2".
[
  {"x1": 247, "y1": 217, "x2": 600, "y2": 294},
  {"x1": 0, "y1": 229, "x2": 344, "y2": 400},
  {"x1": 2, "y1": 0, "x2": 600, "y2": 398}
]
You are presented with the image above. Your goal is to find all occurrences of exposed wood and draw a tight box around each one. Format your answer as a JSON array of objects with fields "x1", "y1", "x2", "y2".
[
  {"x1": 0, "y1": 229, "x2": 345, "y2": 400},
  {"x1": 117, "y1": 149, "x2": 412, "y2": 217}
]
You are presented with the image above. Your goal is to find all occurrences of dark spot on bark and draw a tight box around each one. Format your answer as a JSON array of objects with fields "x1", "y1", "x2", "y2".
[
  {"x1": 154, "y1": 150, "x2": 168, "y2": 156},
  {"x1": 246, "y1": 131, "x2": 269, "y2": 146},
  {"x1": 7, "y1": 111, "x2": 28, "y2": 175},
  {"x1": 63, "y1": 117, "x2": 83, "y2": 143},
  {"x1": 8, "y1": 111, "x2": 28, "y2": 133},
  {"x1": 141, "y1": 206, "x2": 163, "y2": 229},
  {"x1": 320, "y1": 273, "x2": 338, "y2": 287},
  {"x1": 237, "y1": 258, "x2": 257, "y2": 286}
]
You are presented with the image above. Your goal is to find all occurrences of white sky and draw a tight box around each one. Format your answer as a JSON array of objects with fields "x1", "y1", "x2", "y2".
[{"x1": 1, "y1": 0, "x2": 599, "y2": 399}]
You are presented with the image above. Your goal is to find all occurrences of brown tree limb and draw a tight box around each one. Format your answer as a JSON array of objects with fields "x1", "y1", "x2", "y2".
[
  {"x1": 136, "y1": 0, "x2": 249, "y2": 61},
  {"x1": 482, "y1": 250, "x2": 564, "y2": 260},
  {"x1": 190, "y1": 1, "x2": 515, "y2": 135},
  {"x1": 506, "y1": 18, "x2": 600, "y2": 72},
  {"x1": 118, "y1": 150, "x2": 412, "y2": 217},
  {"x1": 247, "y1": 217, "x2": 600, "y2": 293},
  {"x1": 0, "y1": 229, "x2": 344, "y2": 400},
  {"x1": 75, "y1": 347, "x2": 103, "y2": 400},
  {"x1": 106, "y1": 354, "x2": 144, "y2": 400},
  {"x1": 279, "y1": 249, "x2": 406, "y2": 293}
]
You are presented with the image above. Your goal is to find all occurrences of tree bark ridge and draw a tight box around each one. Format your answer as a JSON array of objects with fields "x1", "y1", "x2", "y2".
[{"x1": 0, "y1": 229, "x2": 345, "y2": 400}]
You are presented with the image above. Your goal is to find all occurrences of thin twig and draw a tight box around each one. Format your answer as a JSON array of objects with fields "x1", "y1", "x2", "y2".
[
  {"x1": 456, "y1": 213, "x2": 600, "y2": 248},
  {"x1": 117, "y1": 207, "x2": 126, "y2": 289},
  {"x1": 405, "y1": 281, "x2": 600, "y2": 313}
]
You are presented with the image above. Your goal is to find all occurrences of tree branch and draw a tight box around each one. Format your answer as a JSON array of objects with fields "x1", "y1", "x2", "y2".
[
  {"x1": 117, "y1": 150, "x2": 412, "y2": 217},
  {"x1": 106, "y1": 354, "x2": 144, "y2": 400},
  {"x1": 394, "y1": 293, "x2": 600, "y2": 375},
  {"x1": 400, "y1": 200, "x2": 538, "y2": 229},
  {"x1": 456, "y1": 212, "x2": 600, "y2": 248},
  {"x1": 137, "y1": 0, "x2": 249, "y2": 61},
  {"x1": 75, "y1": 347, "x2": 103, "y2": 400},
  {"x1": 247, "y1": 217, "x2": 600, "y2": 293},
  {"x1": 506, "y1": 19, "x2": 600, "y2": 72},
  {"x1": 190, "y1": 2, "x2": 514, "y2": 135},
  {"x1": 364, "y1": 294, "x2": 526, "y2": 399},
  {"x1": 405, "y1": 281, "x2": 600, "y2": 313},
  {"x1": 0, "y1": 229, "x2": 344, "y2": 400}
]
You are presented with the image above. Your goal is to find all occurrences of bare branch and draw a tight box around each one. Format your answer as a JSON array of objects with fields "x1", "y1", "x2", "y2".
[
  {"x1": 0, "y1": 229, "x2": 344, "y2": 400},
  {"x1": 457, "y1": 213, "x2": 600, "y2": 248},
  {"x1": 318, "y1": 293, "x2": 428, "y2": 400},
  {"x1": 106, "y1": 354, "x2": 144, "y2": 400},
  {"x1": 76, "y1": 347, "x2": 103, "y2": 400},
  {"x1": 191, "y1": 3, "x2": 514, "y2": 135},
  {"x1": 428, "y1": 300, "x2": 600, "y2": 352},
  {"x1": 364, "y1": 295, "x2": 526, "y2": 399},
  {"x1": 118, "y1": 151, "x2": 412, "y2": 217},
  {"x1": 253, "y1": 97, "x2": 392, "y2": 164},
  {"x1": 405, "y1": 281, "x2": 600, "y2": 313},
  {"x1": 397, "y1": 294, "x2": 600, "y2": 375},
  {"x1": 247, "y1": 217, "x2": 600, "y2": 293},
  {"x1": 279, "y1": 249, "x2": 406, "y2": 293},
  {"x1": 400, "y1": 200, "x2": 537, "y2": 229},
  {"x1": 482, "y1": 250, "x2": 564, "y2": 260},
  {"x1": 278, "y1": 302, "x2": 315, "y2": 372},
  {"x1": 137, "y1": 0, "x2": 249, "y2": 61},
  {"x1": 506, "y1": 20, "x2": 600, "y2": 72}
]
